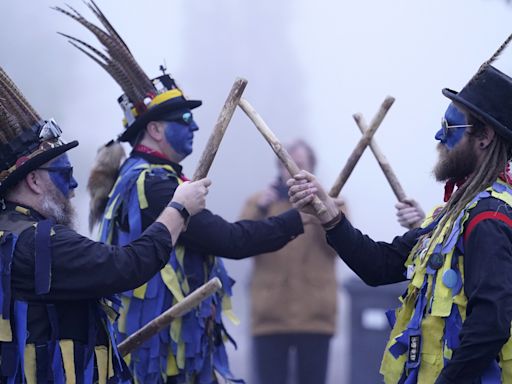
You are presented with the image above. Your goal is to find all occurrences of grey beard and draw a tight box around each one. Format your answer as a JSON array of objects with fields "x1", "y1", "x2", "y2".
[{"x1": 40, "y1": 190, "x2": 76, "y2": 228}]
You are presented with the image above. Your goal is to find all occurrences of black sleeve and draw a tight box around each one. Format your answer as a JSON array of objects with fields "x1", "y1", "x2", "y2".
[
  {"x1": 325, "y1": 215, "x2": 419, "y2": 286},
  {"x1": 12, "y1": 222, "x2": 173, "y2": 301},
  {"x1": 436, "y1": 198, "x2": 512, "y2": 383},
  {"x1": 180, "y1": 208, "x2": 303, "y2": 259},
  {"x1": 141, "y1": 169, "x2": 304, "y2": 259}
]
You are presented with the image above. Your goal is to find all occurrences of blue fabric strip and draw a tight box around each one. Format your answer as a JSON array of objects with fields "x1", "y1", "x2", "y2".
[
  {"x1": 14, "y1": 301, "x2": 28, "y2": 381},
  {"x1": 0, "y1": 233, "x2": 16, "y2": 319}
]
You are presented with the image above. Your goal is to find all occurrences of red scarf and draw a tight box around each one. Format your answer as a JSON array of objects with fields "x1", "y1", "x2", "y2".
[
  {"x1": 133, "y1": 144, "x2": 189, "y2": 181},
  {"x1": 134, "y1": 144, "x2": 168, "y2": 160}
]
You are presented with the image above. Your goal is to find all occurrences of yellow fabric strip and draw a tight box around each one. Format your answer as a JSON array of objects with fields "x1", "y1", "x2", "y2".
[
  {"x1": 177, "y1": 341, "x2": 185, "y2": 369},
  {"x1": 161, "y1": 264, "x2": 185, "y2": 302},
  {"x1": 108, "y1": 341, "x2": 114, "y2": 378},
  {"x1": 431, "y1": 250, "x2": 454, "y2": 317},
  {"x1": 60, "y1": 340, "x2": 76, "y2": 384},
  {"x1": 166, "y1": 350, "x2": 179, "y2": 376},
  {"x1": 222, "y1": 296, "x2": 240, "y2": 326},
  {"x1": 24, "y1": 344, "x2": 37, "y2": 384},
  {"x1": 170, "y1": 316, "x2": 182, "y2": 343},
  {"x1": 104, "y1": 194, "x2": 120, "y2": 220},
  {"x1": 133, "y1": 283, "x2": 148, "y2": 299},
  {"x1": 118, "y1": 296, "x2": 131, "y2": 334},
  {"x1": 0, "y1": 318, "x2": 13, "y2": 342},
  {"x1": 136, "y1": 170, "x2": 150, "y2": 210},
  {"x1": 95, "y1": 346, "x2": 108, "y2": 384}
]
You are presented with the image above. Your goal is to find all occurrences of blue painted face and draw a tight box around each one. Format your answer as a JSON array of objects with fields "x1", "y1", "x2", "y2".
[
  {"x1": 435, "y1": 104, "x2": 472, "y2": 149},
  {"x1": 44, "y1": 154, "x2": 78, "y2": 198},
  {"x1": 163, "y1": 110, "x2": 199, "y2": 158}
]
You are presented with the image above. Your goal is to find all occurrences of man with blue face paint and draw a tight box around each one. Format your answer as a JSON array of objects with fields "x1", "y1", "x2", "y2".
[
  {"x1": 58, "y1": 3, "x2": 304, "y2": 383},
  {"x1": 288, "y1": 34, "x2": 512, "y2": 383},
  {"x1": 41, "y1": 154, "x2": 78, "y2": 199},
  {"x1": 163, "y1": 111, "x2": 198, "y2": 160},
  {"x1": 0, "y1": 65, "x2": 210, "y2": 383}
]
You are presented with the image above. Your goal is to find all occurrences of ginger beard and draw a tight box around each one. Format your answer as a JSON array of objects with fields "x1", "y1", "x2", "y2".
[{"x1": 433, "y1": 134, "x2": 478, "y2": 182}]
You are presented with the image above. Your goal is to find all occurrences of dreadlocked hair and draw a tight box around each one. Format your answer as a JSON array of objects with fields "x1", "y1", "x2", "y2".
[{"x1": 431, "y1": 118, "x2": 512, "y2": 244}]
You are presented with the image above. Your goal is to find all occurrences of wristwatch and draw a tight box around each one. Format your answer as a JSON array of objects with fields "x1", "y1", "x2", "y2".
[{"x1": 168, "y1": 201, "x2": 190, "y2": 221}]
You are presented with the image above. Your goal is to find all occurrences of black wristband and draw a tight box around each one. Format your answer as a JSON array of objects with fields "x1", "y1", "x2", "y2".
[{"x1": 167, "y1": 201, "x2": 190, "y2": 221}]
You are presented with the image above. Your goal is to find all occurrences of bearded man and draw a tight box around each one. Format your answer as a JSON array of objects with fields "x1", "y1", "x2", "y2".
[
  {"x1": 288, "y1": 39, "x2": 512, "y2": 383},
  {"x1": 0, "y1": 65, "x2": 210, "y2": 383}
]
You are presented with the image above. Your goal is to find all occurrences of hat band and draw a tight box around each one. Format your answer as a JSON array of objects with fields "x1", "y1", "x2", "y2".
[
  {"x1": 122, "y1": 89, "x2": 184, "y2": 127},
  {"x1": 0, "y1": 139, "x2": 65, "y2": 182}
]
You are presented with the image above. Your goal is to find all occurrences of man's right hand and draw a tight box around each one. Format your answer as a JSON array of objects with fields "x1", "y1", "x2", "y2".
[
  {"x1": 172, "y1": 178, "x2": 212, "y2": 216},
  {"x1": 287, "y1": 171, "x2": 340, "y2": 227}
]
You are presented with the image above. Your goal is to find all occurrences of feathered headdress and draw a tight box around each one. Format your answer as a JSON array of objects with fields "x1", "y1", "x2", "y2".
[
  {"x1": 443, "y1": 32, "x2": 512, "y2": 142},
  {"x1": 54, "y1": 1, "x2": 201, "y2": 230},
  {"x1": 54, "y1": 0, "x2": 201, "y2": 144},
  {"x1": 0, "y1": 66, "x2": 78, "y2": 196}
]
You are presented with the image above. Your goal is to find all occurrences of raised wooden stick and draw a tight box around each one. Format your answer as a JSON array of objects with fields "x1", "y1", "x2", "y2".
[
  {"x1": 117, "y1": 277, "x2": 223, "y2": 357},
  {"x1": 328, "y1": 96, "x2": 395, "y2": 197},
  {"x1": 354, "y1": 114, "x2": 407, "y2": 201},
  {"x1": 193, "y1": 78, "x2": 248, "y2": 181},
  {"x1": 238, "y1": 98, "x2": 326, "y2": 215}
]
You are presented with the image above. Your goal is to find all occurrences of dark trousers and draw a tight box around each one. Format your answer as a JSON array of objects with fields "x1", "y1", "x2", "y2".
[{"x1": 253, "y1": 333, "x2": 331, "y2": 384}]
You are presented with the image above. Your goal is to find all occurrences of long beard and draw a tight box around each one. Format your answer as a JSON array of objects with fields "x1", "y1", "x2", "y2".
[
  {"x1": 434, "y1": 139, "x2": 478, "y2": 182},
  {"x1": 40, "y1": 186, "x2": 76, "y2": 228}
]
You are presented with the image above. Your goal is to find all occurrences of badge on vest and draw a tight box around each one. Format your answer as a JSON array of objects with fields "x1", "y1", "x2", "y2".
[{"x1": 408, "y1": 335, "x2": 421, "y2": 366}]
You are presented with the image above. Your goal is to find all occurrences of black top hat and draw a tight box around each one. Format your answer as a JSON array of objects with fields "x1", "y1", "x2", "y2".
[
  {"x1": 55, "y1": 2, "x2": 201, "y2": 145},
  {"x1": 443, "y1": 65, "x2": 512, "y2": 143},
  {"x1": 442, "y1": 32, "x2": 512, "y2": 143},
  {"x1": 116, "y1": 74, "x2": 201, "y2": 143},
  {"x1": 0, "y1": 67, "x2": 78, "y2": 196}
]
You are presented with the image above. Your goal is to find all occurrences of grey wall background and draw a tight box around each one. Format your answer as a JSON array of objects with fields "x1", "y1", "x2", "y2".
[{"x1": 1, "y1": 1, "x2": 511, "y2": 382}]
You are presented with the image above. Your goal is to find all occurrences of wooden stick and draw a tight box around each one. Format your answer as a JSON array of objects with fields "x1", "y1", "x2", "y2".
[
  {"x1": 193, "y1": 78, "x2": 248, "y2": 181},
  {"x1": 117, "y1": 277, "x2": 223, "y2": 357},
  {"x1": 328, "y1": 96, "x2": 395, "y2": 197},
  {"x1": 238, "y1": 98, "x2": 326, "y2": 216},
  {"x1": 354, "y1": 114, "x2": 407, "y2": 202}
]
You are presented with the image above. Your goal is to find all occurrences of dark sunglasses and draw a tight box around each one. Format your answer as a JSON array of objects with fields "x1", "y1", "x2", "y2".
[
  {"x1": 39, "y1": 166, "x2": 74, "y2": 181},
  {"x1": 441, "y1": 117, "x2": 473, "y2": 138}
]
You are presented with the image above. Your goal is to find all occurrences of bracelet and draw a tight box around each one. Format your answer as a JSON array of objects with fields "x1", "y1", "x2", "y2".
[{"x1": 321, "y1": 210, "x2": 343, "y2": 230}]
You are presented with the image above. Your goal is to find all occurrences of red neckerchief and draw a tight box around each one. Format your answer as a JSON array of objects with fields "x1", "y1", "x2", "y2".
[
  {"x1": 133, "y1": 144, "x2": 168, "y2": 160},
  {"x1": 133, "y1": 144, "x2": 190, "y2": 181},
  {"x1": 443, "y1": 177, "x2": 467, "y2": 202}
]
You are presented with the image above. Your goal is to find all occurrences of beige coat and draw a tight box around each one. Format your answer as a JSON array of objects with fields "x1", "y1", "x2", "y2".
[{"x1": 240, "y1": 193, "x2": 338, "y2": 336}]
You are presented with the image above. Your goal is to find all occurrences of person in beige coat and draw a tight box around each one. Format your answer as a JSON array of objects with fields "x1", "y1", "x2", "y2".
[{"x1": 240, "y1": 139, "x2": 340, "y2": 384}]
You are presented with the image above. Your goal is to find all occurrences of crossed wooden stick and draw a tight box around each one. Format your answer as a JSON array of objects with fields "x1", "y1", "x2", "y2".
[{"x1": 238, "y1": 95, "x2": 407, "y2": 203}]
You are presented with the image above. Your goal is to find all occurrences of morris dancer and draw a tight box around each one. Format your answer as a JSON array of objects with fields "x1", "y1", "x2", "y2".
[
  {"x1": 289, "y1": 35, "x2": 512, "y2": 383},
  {"x1": 56, "y1": 2, "x2": 304, "y2": 383},
  {"x1": 0, "y1": 65, "x2": 208, "y2": 382}
]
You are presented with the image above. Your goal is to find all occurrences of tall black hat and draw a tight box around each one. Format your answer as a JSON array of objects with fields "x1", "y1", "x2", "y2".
[
  {"x1": 54, "y1": 1, "x2": 201, "y2": 145},
  {"x1": 0, "y1": 67, "x2": 78, "y2": 196},
  {"x1": 443, "y1": 33, "x2": 512, "y2": 142}
]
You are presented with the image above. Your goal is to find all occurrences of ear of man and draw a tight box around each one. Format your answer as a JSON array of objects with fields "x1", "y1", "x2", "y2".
[
  {"x1": 145, "y1": 121, "x2": 166, "y2": 142},
  {"x1": 477, "y1": 125, "x2": 496, "y2": 150},
  {"x1": 24, "y1": 170, "x2": 47, "y2": 195}
]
